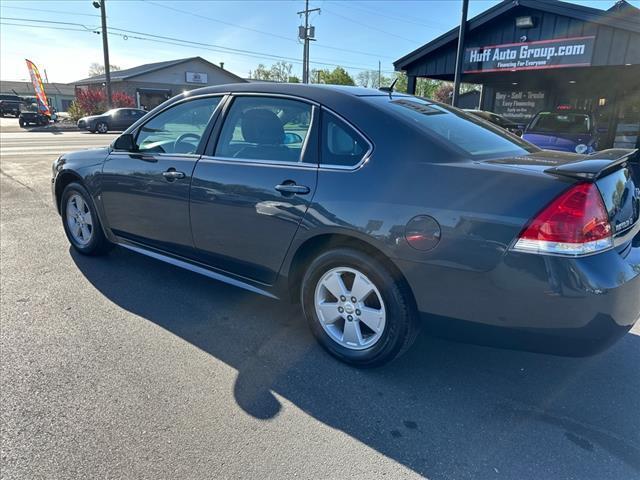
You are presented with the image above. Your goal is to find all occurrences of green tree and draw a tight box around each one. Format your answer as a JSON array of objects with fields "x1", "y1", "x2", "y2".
[
  {"x1": 356, "y1": 70, "x2": 389, "y2": 89},
  {"x1": 269, "y1": 61, "x2": 293, "y2": 83},
  {"x1": 316, "y1": 66, "x2": 355, "y2": 86},
  {"x1": 249, "y1": 64, "x2": 272, "y2": 81}
]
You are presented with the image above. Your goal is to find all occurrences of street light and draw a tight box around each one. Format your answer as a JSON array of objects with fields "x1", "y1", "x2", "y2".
[{"x1": 93, "y1": 0, "x2": 112, "y2": 108}]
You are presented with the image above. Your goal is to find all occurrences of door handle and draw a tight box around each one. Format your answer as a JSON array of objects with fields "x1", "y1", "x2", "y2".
[
  {"x1": 275, "y1": 183, "x2": 310, "y2": 195},
  {"x1": 162, "y1": 169, "x2": 186, "y2": 181}
]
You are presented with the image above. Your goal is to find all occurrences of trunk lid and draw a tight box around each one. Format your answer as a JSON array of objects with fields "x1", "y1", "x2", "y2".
[{"x1": 485, "y1": 149, "x2": 640, "y2": 238}]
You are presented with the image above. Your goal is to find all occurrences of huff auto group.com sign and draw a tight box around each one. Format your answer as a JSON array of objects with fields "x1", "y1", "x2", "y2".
[{"x1": 464, "y1": 36, "x2": 595, "y2": 73}]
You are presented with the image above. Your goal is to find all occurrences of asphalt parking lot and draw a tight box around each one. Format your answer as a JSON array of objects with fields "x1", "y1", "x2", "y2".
[{"x1": 1, "y1": 128, "x2": 639, "y2": 480}]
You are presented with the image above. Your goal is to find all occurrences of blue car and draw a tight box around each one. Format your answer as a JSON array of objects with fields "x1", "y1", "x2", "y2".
[{"x1": 523, "y1": 110, "x2": 598, "y2": 154}]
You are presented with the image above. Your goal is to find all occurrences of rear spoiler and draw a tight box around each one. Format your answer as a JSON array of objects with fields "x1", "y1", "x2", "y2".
[{"x1": 544, "y1": 148, "x2": 638, "y2": 181}]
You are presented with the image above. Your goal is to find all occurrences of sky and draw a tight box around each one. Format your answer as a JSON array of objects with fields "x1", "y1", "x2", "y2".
[{"x1": 1, "y1": 0, "x2": 638, "y2": 83}]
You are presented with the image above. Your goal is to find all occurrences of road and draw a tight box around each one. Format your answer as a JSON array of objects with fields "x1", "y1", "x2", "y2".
[{"x1": 1, "y1": 130, "x2": 639, "y2": 480}]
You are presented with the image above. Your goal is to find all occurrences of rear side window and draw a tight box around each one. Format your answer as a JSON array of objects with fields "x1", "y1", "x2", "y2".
[
  {"x1": 321, "y1": 111, "x2": 369, "y2": 167},
  {"x1": 382, "y1": 97, "x2": 536, "y2": 158},
  {"x1": 215, "y1": 96, "x2": 313, "y2": 163}
]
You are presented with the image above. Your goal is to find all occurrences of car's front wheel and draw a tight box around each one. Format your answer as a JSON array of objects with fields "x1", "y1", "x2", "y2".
[
  {"x1": 95, "y1": 121, "x2": 108, "y2": 134},
  {"x1": 301, "y1": 248, "x2": 419, "y2": 367},
  {"x1": 61, "y1": 182, "x2": 112, "y2": 256}
]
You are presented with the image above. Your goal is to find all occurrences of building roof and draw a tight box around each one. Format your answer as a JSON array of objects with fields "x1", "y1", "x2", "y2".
[
  {"x1": 395, "y1": 0, "x2": 640, "y2": 70},
  {"x1": 0, "y1": 80, "x2": 75, "y2": 97},
  {"x1": 74, "y1": 56, "x2": 245, "y2": 85}
]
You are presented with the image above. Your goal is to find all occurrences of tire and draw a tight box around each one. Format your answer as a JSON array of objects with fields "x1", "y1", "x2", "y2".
[
  {"x1": 18, "y1": 119, "x2": 25, "y2": 128},
  {"x1": 95, "y1": 121, "x2": 108, "y2": 134},
  {"x1": 60, "y1": 182, "x2": 112, "y2": 256},
  {"x1": 301, "y1": 248, "x2": 419, "y2": 367}
]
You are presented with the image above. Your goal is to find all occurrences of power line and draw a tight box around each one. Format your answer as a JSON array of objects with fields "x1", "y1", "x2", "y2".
[
  {"x1": 0, "y1": 5, "x2": 102, "y2": 18},
  {"x1": 2, "y1": 18, "x2": 397, "y2": 74},
  {"x1": 323, "y1": 1, "x2": 449, "y2": 30},
  {"x1": 142, "y1": 0, "x2": 395, "y2": 60},
  {"x1": 142, "y1": 0, "x2": 295, "y2": 43},
  {"x1": 320, "y1": 7, "x2": 417, "y2": 43}
]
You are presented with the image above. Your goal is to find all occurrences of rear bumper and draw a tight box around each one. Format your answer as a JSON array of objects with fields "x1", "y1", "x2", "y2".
[{"x1": 397, "y1": 235, "x2": 640, "y2": 356}]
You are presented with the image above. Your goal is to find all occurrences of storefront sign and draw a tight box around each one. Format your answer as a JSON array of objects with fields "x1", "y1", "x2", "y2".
[
  {"x1": 186, "y1": 72, "x2": 208, "y2": 84},
  {"x1": 464, "y1": 36, "x2": 595, "y2": 73},
  {"x1": 493, "y1": 91, "x2": 546, "y2": 122}
]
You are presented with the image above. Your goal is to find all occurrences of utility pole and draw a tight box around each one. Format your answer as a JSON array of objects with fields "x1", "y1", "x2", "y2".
[
  {"x1": 298, "y1": 0, "x2": 320, "y2": 83},
  {"x1": 378, "y1": 60, "x2": 381, "y2": 88},
  {"x1": 94, "y1": 0, "x2": 112, "y2": 108},
  {"x1": 452, "y1": 0, "x2": 469, "y2": 107}
]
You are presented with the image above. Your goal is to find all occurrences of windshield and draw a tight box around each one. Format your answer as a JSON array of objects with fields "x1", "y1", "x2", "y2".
[
  {"x1": 528, "y1": 112, "x2": 591, "y2": 134},
  {"x1": 378, "y1": 97, "x2": 537, "y2": 158}
]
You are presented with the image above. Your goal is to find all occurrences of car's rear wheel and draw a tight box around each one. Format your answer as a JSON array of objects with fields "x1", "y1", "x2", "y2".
[
  {"x1": 61, "y1": 182, "x2": 112, "y2": 256},
  {"x1": 95, "y1": 121, "x2": 108, "y2": 134},
  {"x1": 301, "y1": 248, "x2": 419, "y2": 367},
  {"x1": 18, "y1": 119, "x2": 25, "y2": 128}
]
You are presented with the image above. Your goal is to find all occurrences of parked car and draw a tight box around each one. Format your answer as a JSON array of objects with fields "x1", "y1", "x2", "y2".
[
  {"x1": 0, "y1": 94, "x2": 22, "y2": 117},
  {"x1": 77, "y1": 108, "x2": 147, "y2": 133},
  {"x1": 18, "y1": 103, "x2": 49, "y2": 127},
  {"x1": 523, "y1": 109, "x2": 598, "y2": 153},
  {"x1": 464, "y1": 109, "x2": 524, "y2": 135},
  {"x1": 52, "y1": 84, "x2": 640, "y2": 366}
]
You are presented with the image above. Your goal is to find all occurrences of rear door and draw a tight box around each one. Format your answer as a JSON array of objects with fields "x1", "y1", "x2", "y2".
[{"x1": 190, "y1": 94, "x2": 318, "y2": 284}]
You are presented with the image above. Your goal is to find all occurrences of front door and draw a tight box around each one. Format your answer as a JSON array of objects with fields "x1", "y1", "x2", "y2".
[
  {"x1": 190, "y1": 95, "x2": 318, "y2": 284},
  {"x1": 100, "y1": 96, "x2": 223, "y2": 255}
]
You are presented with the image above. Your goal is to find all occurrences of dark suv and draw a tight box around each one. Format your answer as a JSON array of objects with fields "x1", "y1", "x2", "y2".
[{"x1": 0, "y1": 94, "x2": 22, "y2": 117}]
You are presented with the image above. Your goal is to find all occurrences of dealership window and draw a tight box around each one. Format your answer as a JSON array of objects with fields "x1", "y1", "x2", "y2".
[
  {"x1": 215, "y1": 96, "x2": 312, "y2": 163},
  {"x1": 136, "y1": 97, "x2": 221, "y2": 154}
]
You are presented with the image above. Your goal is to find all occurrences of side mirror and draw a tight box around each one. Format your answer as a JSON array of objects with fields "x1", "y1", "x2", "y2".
[
  {"x1": 112, "y1": 133, "x2": 137, "y2": 152},
  {"x1": 283, "y1": 132, "x2": 303, "y2": 145}
]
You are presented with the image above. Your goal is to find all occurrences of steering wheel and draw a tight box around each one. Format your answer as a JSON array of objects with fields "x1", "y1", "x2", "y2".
[{"x1": 174, "y1": 133, "x2": 202, "y2": 153}]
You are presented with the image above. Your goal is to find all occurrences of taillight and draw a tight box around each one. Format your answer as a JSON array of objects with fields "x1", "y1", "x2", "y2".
[{"x1": 512, "y1": 182, "x2": 613, "y2": 256}]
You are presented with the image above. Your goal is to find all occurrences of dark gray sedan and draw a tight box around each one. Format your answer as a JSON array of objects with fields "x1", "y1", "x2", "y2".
[
  {"x1": 52, "y1": 83, "x2": 640, "y2": 366},
  {"x1": 77, "y1": 107, "x2": 147, "y2": 133}
]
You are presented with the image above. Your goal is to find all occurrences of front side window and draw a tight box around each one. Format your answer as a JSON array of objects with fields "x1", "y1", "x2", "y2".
[
  {"x1": 215, "y1": 96, "x2": 312, "y2": 162},
  {"x1": 136, "y1": 97, "x2": 221, "y2": 154},
  {"x1": 321, "y1": 112, "x2": 369, "y2": 167}
]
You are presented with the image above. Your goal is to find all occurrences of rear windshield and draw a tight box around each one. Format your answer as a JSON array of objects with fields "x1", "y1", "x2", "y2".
[
  {"x1": 528, "y1": 112, "x2": 591, "y2": 134},
  {"x1": 375, "y1": 97, "x2": 537, "y2": 158}
]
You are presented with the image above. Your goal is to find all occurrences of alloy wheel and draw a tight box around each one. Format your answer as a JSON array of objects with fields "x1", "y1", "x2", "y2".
[
  {"x1": 66, "y1": 194, "x2": 93, "y2": 246},
  {"x1": 314, "y1": 266, "x2": 386, "y2": 350}
]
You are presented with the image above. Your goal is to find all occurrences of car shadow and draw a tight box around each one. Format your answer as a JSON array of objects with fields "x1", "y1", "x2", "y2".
[{"x1": 71, "y1": 246, "x2": 640, "y2": 479}]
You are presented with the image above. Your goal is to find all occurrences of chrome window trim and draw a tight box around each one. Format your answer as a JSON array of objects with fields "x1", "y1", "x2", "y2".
[
  {"x1": 197, "y1": 155, "x2": 318, "y2": 171},
  {"x1": 228, "y1": 91, "x2": 320, "y2": 107},
  {"x1": 318, "y1": 106, "x2": 374, "y2": 172},
  {"x1": 108, "y1": 152, "x2": 201, "y2": 160}
]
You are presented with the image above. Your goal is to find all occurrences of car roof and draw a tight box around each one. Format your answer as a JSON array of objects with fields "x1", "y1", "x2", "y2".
[{"x1": 184, "y1": 82, "x2": 409, "y2": 103}]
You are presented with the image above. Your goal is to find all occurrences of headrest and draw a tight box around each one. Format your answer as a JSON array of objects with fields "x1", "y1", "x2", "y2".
[
  {"x1": 241, "y1": 109, "x2": 284, "y2": 145},
  {"x1": 327, "y1": 122, "x2": 356, "y2": 154}
]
